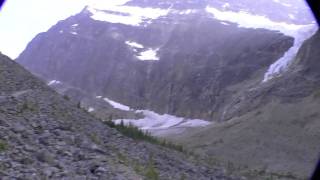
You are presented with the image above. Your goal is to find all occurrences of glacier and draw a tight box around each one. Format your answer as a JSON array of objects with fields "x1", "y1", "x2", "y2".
[
  {"x1": 205, "y1": 6, "x2": 317, "y2": 82},
  {"x1": 100, "y1": 97, "x2": 211, "y2": 136}
]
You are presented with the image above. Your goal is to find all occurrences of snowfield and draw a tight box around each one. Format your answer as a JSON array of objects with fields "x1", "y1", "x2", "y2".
[
  {"x1": 87, "y1": 5, "x2": 169, "y2": 26},
  {"x1": 101, "y1": 97, "x2": 211, "y2": 136}
]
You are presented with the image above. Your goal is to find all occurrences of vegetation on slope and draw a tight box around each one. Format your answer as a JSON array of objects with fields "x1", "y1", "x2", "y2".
[{"x1": 104, "y1": 120, "x2": 184, "y2": 153}]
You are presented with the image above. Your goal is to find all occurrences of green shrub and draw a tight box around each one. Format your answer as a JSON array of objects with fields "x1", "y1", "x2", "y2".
[
  {"x1": 0, "y1": 140, "x2": 7, "y2": 152},
  {"x1": 180, "y1": 173, "x2": 187, "y2": 180},
  {"x1": 20, "y1": 101, "x2": 38, "y2": 112},
  {"x1": 104, "y1": 120, "x2": 184, "y2": 152},
  {"x1": 89, "y1": 133, "x2": 101, "y2": 145},
  {"x1": 145, "y1": 160, "x2": 159, "y2": 180}
]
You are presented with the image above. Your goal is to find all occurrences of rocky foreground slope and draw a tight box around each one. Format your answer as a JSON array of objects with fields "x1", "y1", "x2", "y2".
[{"x1": 0, "y1": 53, "x2": 238, "y2": 179}]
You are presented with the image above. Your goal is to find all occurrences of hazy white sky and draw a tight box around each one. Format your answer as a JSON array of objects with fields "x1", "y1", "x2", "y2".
[{"x1": 0, "y1": 0, "x2": 129, "y2": 59}]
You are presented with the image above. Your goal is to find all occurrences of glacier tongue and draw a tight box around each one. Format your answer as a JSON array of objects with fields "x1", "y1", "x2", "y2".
[
  {"x1": 263, "y1": 25, "x2": 318, "y2": 82},
  {"x1": 101, "y1": 97, "x2": 211, "y2": 136},
  {"x1": 205, "y1": 6, "x2": 317, "y2": 82}
]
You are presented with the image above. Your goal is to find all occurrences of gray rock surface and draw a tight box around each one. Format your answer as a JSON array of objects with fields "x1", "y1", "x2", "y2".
[{"x1": 0, "y1": 53, "x2": 237, "y2": 179}]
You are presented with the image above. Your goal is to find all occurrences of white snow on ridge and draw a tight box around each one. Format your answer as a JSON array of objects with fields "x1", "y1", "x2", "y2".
[
  {"x1": 205, "y1": 6, "x2": 317, "y2": 82},
  {"x1": 48, "y1": 80, "x2": 61, "y2": 86},
  {"x1": 137, "y1": 48, "x2": 159, "y2": 61},
  {"x1": 87, "y1": 5, "x2": 169, "y2": 26},
  {"x1": 205, "y1": 6, "x2": 305, "y2": 33},
  {"x1": 104, "y1": 98, "x2": 131, "y2": 111},
  {"x1": 71, "y1": 24, "x2": 79, "y2": 27},
  {"x1": 88, "y1": 8, "x2": 142, "y2": 26}
]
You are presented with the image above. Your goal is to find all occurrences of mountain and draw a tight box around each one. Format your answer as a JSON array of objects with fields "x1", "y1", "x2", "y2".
[
  {"x1": 17, "y1": 1, "x2": 297, "y2": 121},
  {"x1": 173, "y1": 31, "x2": 320, "y2": 178},
  {"x1": 0, "y1": 52, "x2": 240, "y2": 179},
  {"x1": 16, "y1": 0, "x2": 319, "y2": 178}
]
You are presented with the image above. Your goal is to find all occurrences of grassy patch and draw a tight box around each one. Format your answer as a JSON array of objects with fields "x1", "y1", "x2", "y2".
[
  {"x1": 0, "y1": 140, "x2": 7, "y2": 152},
  {"x1": 104, "y1": 120, "x2": 184, "y2": 153},
  {"x1": 89, "y1": 133, "x2": 102, "y2": 145},
  {"x1": 20, "y1": 101, "x2": 39, "y2": 113},
  {"x1": 145, "y1": 163, "x2": 159, "y2": 180}
]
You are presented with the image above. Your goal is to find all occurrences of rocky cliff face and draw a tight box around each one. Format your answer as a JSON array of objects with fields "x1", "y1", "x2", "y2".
[
  {"x1": 0, "y1": 52, "x2": 238, "y2": 179},
  {"x1": 17, "y1": 1, "x2": 296, "y2": 121},
  {"x1": 175, "y1": 31, "x2": 320, "y2": 178}
]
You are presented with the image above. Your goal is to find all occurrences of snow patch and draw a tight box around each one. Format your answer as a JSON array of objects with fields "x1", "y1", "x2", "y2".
[
  {"x1": 71, "y1": 24, "x2": 79, "y2": 27},
  {"x1": 59, "y1": 30, "x2": 63, "y2": 34},
  {"x1": 137, "y1": 48, "x2": 159, "y2": 61},
  {"x1": 114, "y1": 109, "x2": 211, "y2": 133},
  {"x1": 179, "y1": 119, "x2": 211, "y2": 127},
  {"x1": 103, "y1": 98, "x2": 211, "y2": 135},
  {"x1": 48, "y1": 80, "x2": 61, "y2": 86},
  {"x1": 104, "y1": 98, "x2": 131, "y2": 111},
  {"x1": 125, "y1": 41, "x2": 144, "y2": 49},
  {"x1": 88, "y1": 107, "x2": 95, "y2": 112},
  {"x1": 70, "y1": 32, "x2": 78, "y2": 35},
  {"x1": 96, "y1": 96, "x2": 102, "y2": 99}
]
